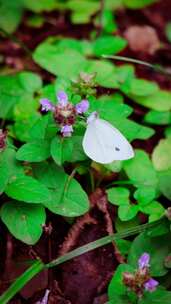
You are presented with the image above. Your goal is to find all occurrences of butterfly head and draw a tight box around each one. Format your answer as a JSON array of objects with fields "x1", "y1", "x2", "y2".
[{"x1": 87, "y1": 111, "x2": 99, "y2": 124}]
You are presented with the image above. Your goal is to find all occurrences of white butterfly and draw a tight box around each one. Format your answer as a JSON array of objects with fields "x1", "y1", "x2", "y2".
[{"x1": 82, "y1": 112, "x2": 134, "y2": 164}]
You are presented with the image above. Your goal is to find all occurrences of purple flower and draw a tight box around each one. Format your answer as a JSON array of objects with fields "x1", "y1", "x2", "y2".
[
  {"x1": 138, "y1": 253, "x2": 150, "y2": 269},
  {"x1": 144, "y1": 278, "x2": 159, "y2": 292},
  {"x1": 57, "y1": 91, "x2": 68, "y2": 107},
  {"x1": 37, "y1": 289, "x2": 50, "y2": 304},
  {"x1": 75, "y1": 99, "x2": 89, "y2": 114},
  {"x1": 61, "y1": 125, "x2": 73, "y2": 137},
  {"x1": 40, "y1": 98, "x2": 55, "y2": 112}
]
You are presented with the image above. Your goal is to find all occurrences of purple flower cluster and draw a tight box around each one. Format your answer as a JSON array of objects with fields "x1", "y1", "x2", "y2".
[
  {"x1": 40, "y1": 91, "x2": 89, "y2": 137},
  {"x1": 138, "y1": 253, "x2": 159, "y2": 292},
  {"x1": 123, "y1": 252, "x2": 159, "y2": 298}
]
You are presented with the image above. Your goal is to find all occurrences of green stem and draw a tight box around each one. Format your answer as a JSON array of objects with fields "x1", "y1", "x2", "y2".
[
  {"x1": 89, "y1": 169, "x2": 95, "y2": 192},
  {"x1": 106, "y1": 180, "x2": 134, "y2": 188},
  {"x1": 64, "y1": 167, "x2": 77, "y2": 194},
  {"x1": 46, "y1": 220, "x2": 160, "y2": 268},
  {"x1": 102, "y1": 55, "x2": 171, "y2": 78},
  {"x1": 0, "y1": 219, "x2": 163, "y2": 303},
  {"x1": 0, "y1": 260, "x2": 44, "y2": 304},
  {"x1": 0, "y1": 28, "x2": 32, "y2": 57},
  {"x1": 97, "y1": 0, "x2": 105, "y2": 36}
]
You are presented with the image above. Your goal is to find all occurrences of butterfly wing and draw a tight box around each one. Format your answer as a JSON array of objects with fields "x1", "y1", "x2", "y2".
[{"x1": 82, "y1": 118, "x2": 134, "y2": 164}]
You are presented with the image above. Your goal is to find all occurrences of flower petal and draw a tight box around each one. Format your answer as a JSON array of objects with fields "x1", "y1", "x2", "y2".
[
  {"x1": 138, "y1": 253, "x2": 150, "y2": 269},
  {"x1": 144, "y1": 278, "x2": 159, "y2": 292},
  {"x1": 61, "y1": 125, "x2": 73, "y2": 137},
  {"x1": 75, "y1": 99, "x2": 89, "y2": 114},
  {"x1": 57, "y1": 91, "x2": 68, "y2": 106},
  {"x1": 37, "y1": 289, "x2": 50, "y2": 304},
  {"x1": 40, "y1": 99, "x2": 55, "y2": 112}
]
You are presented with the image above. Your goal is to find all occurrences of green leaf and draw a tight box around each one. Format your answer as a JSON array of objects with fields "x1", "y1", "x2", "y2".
[
  {"x1": 51, "y1": 136, "x2": 72, "y2": 166},
  {"x1": 165, "y1": 126, "x2": 171, "y2": 138},
  {"x1": 33, "y1": 162, "x2": 60, "y2": 189},
  {"x1": 0, "y1": 201, "x2": 46, "y2": 244},
  {"x1": 29, "y1": 114, "x2": 57, "y2": 140},
  {"x1": 139, "y1": 200, "x2": 165, "y2": 222},
  {"x1": 89, "y1": 95, "x2": 132, "y2": 122},
  {"x1": 140, "y1": 289, "x2": 171, "y2": 304},
  {"x1": 128, "y1": 232, "x2": 171, "y2": 276},
  {"x1": 123, "y1": 0, "x2": 157, "y2": 9},
  {"x1": 107, "y1": 187, "x2": 130, "y2": 206},
  {"x1": 67, "y1": 0, "x2": 99, "y2": 24},
  {"x1": 26, "y1": 15, "x2": 45, "y2": 28},
  {"x1": 117, "y1": 64, "x2": 135, "y2": 88},
  {"x1": 93, "y1": 36, "x2": 127, "y2": 56},
  {"x1": 100, "y1": 9, "x2": 117, "y2": 34},
  {"x1": 12, "y1": 101, "x2": 40, "y2": 142},
  {"x1": 123, "y1": 79, "x2": 159, "y2": 97},
  {"x1": 118, "y1": 204, "x2": 138, "y2": 221},
  {"x1": 107, "y1": 187, "x2": 138, "y2": 221},
  {"x1": 158, "y1": 169, "x2": 171, "y2": 200},
  {"x1": 117, "y1": 119, "x2": 154, "y2": 141},
  {"x1": 44, "y1": 169, "x2": 89, "y2": 216},
  {"x1": 12, "y1": 115, "x2": 39, "y2": 142},
  {"x1": 130, "y1": 90, "x2": 171, "y2": 111},
  {"x1": 104, "y1": 160, "x2": 122, "y2": 173},
  {"x1": 85, "y1": 60, "x2": 118, "y2": 88},
  {"x1": 144, "y1": 110, "x2": 171, "y2": 125},
  {"x1": 147, "y1": 218, "x2": 169, "y2": 237},
  {"x1": 152, "y1": 138, "x2": 171, "y2": 171},
  {"x1": 51, "y1": 38, "x2": 92, "y2": 56},
  {"x1": 22, "y1": 0, "x2": 56, "y2": 12},
  {"x1": 0, "y1": 151, "x2": 10, "y2": 193},
  {"x1": 16, "y1": 140, "x2": 51, "y2": 162},
  {"x1": 0, "y1": 147, "x2": 24, "y2": 193},
  {"x1": 165, "y1": 22, "x2": 171, "y2": 43},
  {"x1": 123, "y1": 150, "x2": 158, "y2": 188},
  {"x1": 108, "y1": 294, "x2": 133, "y2": 304},
  {"x1": 33, "y1": 42, "x2": 87, "y2": 78},
  {"x1": 115, "y1": 217, "x2": 140, "y2": 233},
  {"x1": 134, "y1": 186, "x2": 157, "y2": 205},
  {"x1": 4, "y1": 147, "x2": 24, "y2": 177},
  {"x1": 115, "y1": 239, "x2": 131, "y2": 256},
  {"x1": 0, "y1": 0, "x2": 23, "y2": 33},
  {"x1": 18, "y1": 71, "x2": 42, "y2": 92},
  {"x1": 51, "y1": 135, "x2": 87, "y2": 166},
  {"x1": 5, "y1": 175, "x2": 51, "y2": 204},
  {"x1": 0, "y1": 72, "x2": 42, "y2": 119},
  {"x1": 108, "y1": 264, "x2": 134, "y2": 300}
]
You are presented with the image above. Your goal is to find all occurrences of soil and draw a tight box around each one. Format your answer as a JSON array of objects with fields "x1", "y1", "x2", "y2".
[{"x1": 0, "y1": 0, "x2": 171, "y2": 303}]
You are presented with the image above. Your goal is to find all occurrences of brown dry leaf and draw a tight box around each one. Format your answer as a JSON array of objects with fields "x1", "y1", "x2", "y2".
[
  {"x1": 124, "y1": 25, "x2": 161, "y2": 54},
  {"x1": 55, "y1": 189, "x2": 124, "y2": 304}
]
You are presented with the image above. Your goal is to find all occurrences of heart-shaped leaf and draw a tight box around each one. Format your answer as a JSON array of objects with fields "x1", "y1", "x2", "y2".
[
  {"x1": 5, "y1": 175, "x2": 51, "y2": 204},
  {"x1": 16, "y1": 140, "x2": 51, "y2": 162},
  {"x1": 1, "y1": 201, "x2": 46, "y2": 244}
]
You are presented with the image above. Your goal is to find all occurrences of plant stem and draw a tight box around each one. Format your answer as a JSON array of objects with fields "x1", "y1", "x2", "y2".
[
  {"x1": 89, "y1": 169, "x2": 95, "y2": 192},
  {"x1": 0, "y1": 260, "x2": 44, "y2": 304},
  {"x1": 106, "y1": 180, "x2": 134, "y2": 188},
  {"x1": 0, "y1": 28, "x2": 32, "y2": 57},
  {"x1": 102, "y1": 55, "x2": 171, "y2": 78},
  {"x1": 97, "y1": 0, "x2": 105, "y2": 36},
  {"x1": 46, "y1": 219, "x2": 161, "y2": 268},
  {"x1": 0, "y1": 219, "x2": 163, "y2": 303}
]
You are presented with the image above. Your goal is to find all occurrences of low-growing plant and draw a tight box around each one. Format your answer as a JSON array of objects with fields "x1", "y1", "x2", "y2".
[{"x1": 0, "y1": 0, "x2": 171, "y2": 303}]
